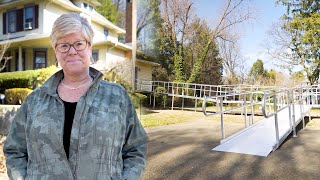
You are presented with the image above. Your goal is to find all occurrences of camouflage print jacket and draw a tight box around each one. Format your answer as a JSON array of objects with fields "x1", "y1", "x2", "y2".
[{"x1": 4, "y1": 67, "x2": 148, "y2": 180}]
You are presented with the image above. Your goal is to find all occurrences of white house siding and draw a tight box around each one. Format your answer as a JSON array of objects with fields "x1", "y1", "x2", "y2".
[
  {"x1": 43, "y1": 3, "x2": 71, "y2": 35},
  {"x1": 91, "y1": 21, "x2": 118, "y2": 45},
  {"x1": 135, "y1": 61, "x2": 153, "y2": 91},
  {"x1": 106, "y1": 48, "x2": 132, "y2": 85},
  {"x1": 136, "y1": 61, "x2": 152, "y2": 81},
  {"x1": 91, "y1": 21, "x2": 107, "y2": 43},
  {"x1": 47, "y1": 48, "x2": 55, "y2": 66}
]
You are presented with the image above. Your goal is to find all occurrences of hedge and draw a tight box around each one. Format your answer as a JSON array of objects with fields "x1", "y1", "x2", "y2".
[
  {"x1": 0, "y1": 65, "x2": 58, "y2": 93},
  {"x1": 0, "y1": 70, "x2": 39, "y2": 93},
  {"x1": 4, "y1": 88, "x2": 33, "y2": 105},
  {"x1": 129, "y1": 93, "x2": 148, "y2": 108}
]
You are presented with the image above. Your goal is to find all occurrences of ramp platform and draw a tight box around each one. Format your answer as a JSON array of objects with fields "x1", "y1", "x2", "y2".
[{"x1": 213, "y1": 105, "x2": 310, "y2": 156}]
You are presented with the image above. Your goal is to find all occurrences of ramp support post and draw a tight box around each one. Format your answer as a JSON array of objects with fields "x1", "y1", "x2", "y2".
[
  {"x1": 273, "y1": 94, "x2": 280, "y2": 148},
  {"x1": 219, "y1": 96, "x2": 225, "y2": 139},
  {"x1": 291, "y1": 91, "x2": 297, "y2": 137}
]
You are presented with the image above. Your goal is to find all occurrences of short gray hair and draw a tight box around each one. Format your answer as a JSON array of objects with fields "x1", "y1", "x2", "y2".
[{"x1": 50, "y1": 13, "x2": 94, "y2": 48}]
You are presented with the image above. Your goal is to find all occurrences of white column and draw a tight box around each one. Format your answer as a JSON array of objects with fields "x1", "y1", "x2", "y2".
[
  {"x1": 18, "y1": 46, "x2": 23, "y2": 71},
  {"x1": 132, "y1": 0, "x2": 137, "y2": 90}
]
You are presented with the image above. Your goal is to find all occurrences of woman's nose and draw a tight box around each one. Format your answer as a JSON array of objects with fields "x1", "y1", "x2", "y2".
[{"x1": 68, "y1": 45, "x2": 77, "y2": 54}]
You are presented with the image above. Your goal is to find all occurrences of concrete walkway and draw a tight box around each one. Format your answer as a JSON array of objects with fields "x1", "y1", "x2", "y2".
[{"x1": 143, "y1": 117, "x2": 320, "y2": 180}]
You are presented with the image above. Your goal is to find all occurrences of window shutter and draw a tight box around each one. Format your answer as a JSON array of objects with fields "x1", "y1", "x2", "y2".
[
  {"x1": 17, "y1": 9, "x2": 23, "y2": 32},
  {"x1": 3, "y1": 12, "x2": 6, "y2": 34},
  {"x1": 35, "y1": 5, "x2": 38, "y2": 29}
]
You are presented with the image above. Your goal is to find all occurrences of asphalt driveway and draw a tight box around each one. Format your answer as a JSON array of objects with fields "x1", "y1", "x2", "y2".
[{"x1": 142, "y1": 117, "x2": 320, "y2": 180}]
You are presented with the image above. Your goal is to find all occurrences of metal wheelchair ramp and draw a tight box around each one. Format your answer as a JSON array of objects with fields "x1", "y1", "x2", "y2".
[
  {"x1": 213, "y1": 105, "x2": 310, "y2": 156},
  {"x1": 203, "y1": 87, "x2": 315, "y2": 157}
]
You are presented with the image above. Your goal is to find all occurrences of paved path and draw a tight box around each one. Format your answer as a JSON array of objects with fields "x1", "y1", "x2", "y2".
[{"x1": 143, "y1": 118, "x2": 320, "y2": 180}]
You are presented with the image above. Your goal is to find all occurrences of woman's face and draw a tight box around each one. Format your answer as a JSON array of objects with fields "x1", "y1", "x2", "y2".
[{"x1": 55, "y1": 32, "x2": 92, "y2": 75}]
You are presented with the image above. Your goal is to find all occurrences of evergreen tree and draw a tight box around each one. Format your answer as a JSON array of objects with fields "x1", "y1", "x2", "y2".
[{"x1": 96, "y1": 0, "x2": 118, "y2": 24}]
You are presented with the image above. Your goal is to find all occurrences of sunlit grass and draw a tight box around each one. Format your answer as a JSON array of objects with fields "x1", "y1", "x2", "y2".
[
  {"x1": 136, "y1": 107, "x2": 265, "y2": 128},
  {"x1": 138, "y1": 108, "x2": 205, "y2": 127}
]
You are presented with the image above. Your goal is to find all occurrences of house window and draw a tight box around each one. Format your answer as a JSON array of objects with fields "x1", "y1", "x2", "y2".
[
  {"x1": 83, "y1": 2, "x2": 94, "y2": 11},
  {"x1": 7, "y1": 10, "x2": 17, "y2": 33},
  {"x1": 89, "y1": 5, "x2": 93, "y2": 11},
  {"x1": 24, "y1": 6, "x2": 34, "y2": 30},
  {"x1": 3, "y1": 5, "x2": 38, "y2": 34},
  {"x1": 34, "y1": 49, "x2": 47, "y2": 69},
  {"x1": 104, "y1": 28, "x2": 109, "y2": 37},
  {"x1": 118, "y1": 35, "x2": 125, "y2": 43},
  {"x1": 92, "y1": 50, "x2": 99, "y2": 63}
]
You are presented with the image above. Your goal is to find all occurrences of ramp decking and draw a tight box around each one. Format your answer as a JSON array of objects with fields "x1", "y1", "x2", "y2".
[{"x1": 213, "y1": 105, "x2": 310, "y2": 156}]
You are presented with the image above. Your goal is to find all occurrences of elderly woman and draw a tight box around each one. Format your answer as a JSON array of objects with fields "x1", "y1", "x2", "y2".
[{"x1": 4, "y1": 13, "x2": 148, "y2": 180}]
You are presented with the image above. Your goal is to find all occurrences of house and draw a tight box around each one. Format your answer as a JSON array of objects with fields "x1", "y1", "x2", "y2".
[{"x1": 0, "y1": 0, "x2": 159, "y2": 89}]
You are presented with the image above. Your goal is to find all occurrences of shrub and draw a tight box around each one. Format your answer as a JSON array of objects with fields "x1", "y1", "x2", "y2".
[
  {"x1": 0, "y1": 66, "x2": 58, "y2": 93},
  {"x1": 0, "y1": 70, "x2": 39, "y2": 93},
  {"x1": 4, "y1": 88, "x2": 33, "y2": 105},
  {"x1": 197, "y1": 99, "x2": 215, "y2": 107},
  {"x1": 154, "y1": 86, "x2": 168, "y2": 107},
  {"x1": 129, "y1": 93, "x2": 148, "y2": 108},
  {"x1": 101, "y1": 70, "x2": 132, "y2": 92},
  {"x1": 35, "y1": 65, "x2": 59, "y2": 87}
]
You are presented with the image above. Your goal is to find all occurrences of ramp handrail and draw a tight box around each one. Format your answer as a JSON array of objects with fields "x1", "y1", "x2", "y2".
[
  {"x1": 202, "y1": 90, "x2": 266, "y2": 140},
  {"x1": 261, "y1": 87, "x2": 312, "y2": 149},
  {"x1": 201, "y1": 86, "x2": 315, "y2": 149}
]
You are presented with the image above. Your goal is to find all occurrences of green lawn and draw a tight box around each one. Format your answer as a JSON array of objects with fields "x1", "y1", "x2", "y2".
[
  {"x1": 137, "y1": 107, "x2": 265, "y2": 128},
  {"x1": 137, "y1": 108, "x2": 205, "y2": 127}
]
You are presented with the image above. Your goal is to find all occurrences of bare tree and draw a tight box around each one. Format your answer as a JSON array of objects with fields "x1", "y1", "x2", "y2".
[
  {"x1": 159, "y1": 0, "x2": 194, "y2": 81},
  {"x1": 218, "y1": 34, "x2": 245, "y2": 84},
  {"x1": 157, "y1": 0, "x2": 255, "y2": 83},
  {"x1": 112, "y1": 0, "x2": 125, "y2": 28},
  {"x1": 0, "y1": 39, "x2": 12, "y2": 72},
  {"x1": 187, "y1": 0, "x2": 255, "y2": 83},
  {"x1": 210, "y1": 0, "x2": 255, "y2": 41},
  {"x1": 265, "y1": 22, "x2": 294, "y2": 67},
  {"x1": 266, "y1": 19, "x2": 319, "y2": 84}
]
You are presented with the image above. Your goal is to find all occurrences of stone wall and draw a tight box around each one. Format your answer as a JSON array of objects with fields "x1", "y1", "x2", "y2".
[{"x1": 0, "y1": 108, "x2": 18, "y2": 135}]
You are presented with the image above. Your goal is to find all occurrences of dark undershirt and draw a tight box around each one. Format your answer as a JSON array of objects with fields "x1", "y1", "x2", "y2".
[{"x1": 62, "y1": 100, "x2": 77, "y2": 159}]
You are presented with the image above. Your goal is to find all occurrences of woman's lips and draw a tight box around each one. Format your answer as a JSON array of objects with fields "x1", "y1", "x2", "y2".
[{"x1": 67, "y1": 59, "x2": 82, "y2": 64}]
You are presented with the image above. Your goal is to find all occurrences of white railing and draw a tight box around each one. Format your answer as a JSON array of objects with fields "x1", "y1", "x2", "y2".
[{"x1": 202, "y1": 86, "x2": 317, "y2": 150}]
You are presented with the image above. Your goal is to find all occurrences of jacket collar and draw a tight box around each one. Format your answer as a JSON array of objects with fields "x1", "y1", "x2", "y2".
[{"x1": 40, "y1": 67, "x2": 103, "y2": 97}]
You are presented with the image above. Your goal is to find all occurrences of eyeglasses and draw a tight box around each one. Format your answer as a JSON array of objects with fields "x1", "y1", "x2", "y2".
[{"x1": 55, "y1": 40, "x2": 88, "y2": 53}]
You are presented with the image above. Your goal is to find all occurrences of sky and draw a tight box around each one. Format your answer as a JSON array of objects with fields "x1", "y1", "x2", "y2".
[{"x1": 194, "y1": 0, "x2": 287, "y2": 71}]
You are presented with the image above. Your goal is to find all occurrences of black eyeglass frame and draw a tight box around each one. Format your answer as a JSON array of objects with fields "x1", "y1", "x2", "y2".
[{"x1": 55, "y1": 40, "x2": 89, "y2": 53}]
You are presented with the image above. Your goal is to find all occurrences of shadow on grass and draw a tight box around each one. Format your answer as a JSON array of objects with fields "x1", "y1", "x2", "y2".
[{"x1": 139, "y1": 108, "x2": 160, "y2": 115}]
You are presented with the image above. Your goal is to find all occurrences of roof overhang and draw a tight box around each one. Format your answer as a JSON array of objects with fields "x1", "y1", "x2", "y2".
[
  {"x1": 90, "y1": 12, "x2": 126, "y2": 35},
  {"x1": 0, "y1": 0, "x2": 33, "y2": 8},
  {"x1": 136, "y1": 59, "x2": 160, "y2": 67},
  {"x1": 0, "y1": 33, "x2": 50, "y2": 46},
  {"x1": 93, "y1": 41, "x2": 132, "y2": 51}
]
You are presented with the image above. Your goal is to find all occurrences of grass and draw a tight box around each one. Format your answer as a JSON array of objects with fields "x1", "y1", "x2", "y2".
[
  {"x1": 137, "y1": 107, "x2": 265, "y2": 128},
  {"x1": 138, "y1": 108, "x2": 205, "y2": 127},
  {"x1": 306, "y1": 118, "x2": 320, "y2": 128},
  {"x1": 310, "y1": 108, "x2": 320, "y2": 114}
]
